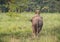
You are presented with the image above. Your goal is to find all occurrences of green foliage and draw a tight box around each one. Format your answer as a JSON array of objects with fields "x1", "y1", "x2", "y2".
[
  {"x1": 0, "y1": 0, "x2": 60, "y2": 13},
  {"x1": 6, "y1": 12, "x2": 20, "y2": 17}
]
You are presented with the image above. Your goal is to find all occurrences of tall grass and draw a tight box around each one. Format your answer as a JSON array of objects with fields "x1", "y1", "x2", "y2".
[{"x1": 0, "y1": 12, "x2": 60, "y2": 42}]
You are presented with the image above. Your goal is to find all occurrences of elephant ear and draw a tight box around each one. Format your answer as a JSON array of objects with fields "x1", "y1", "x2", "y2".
[
  {"x1": 29, "y1": 19, "x2": 32, "y2": 22},
  {"x1": 41, "y1": 16, "x2": 43, "y2": 19},
  {"x1": 30, "y1": 19, "x2": 32, "y2": 22}
]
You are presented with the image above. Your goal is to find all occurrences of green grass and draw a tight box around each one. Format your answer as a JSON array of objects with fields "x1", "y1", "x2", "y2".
[{"x1": 0, "y1": 12, "x2": 60, "y2": 42}]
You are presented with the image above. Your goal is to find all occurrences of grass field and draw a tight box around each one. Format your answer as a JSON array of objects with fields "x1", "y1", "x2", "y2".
[{"x1": 0, "y1": 12, "x2": 60, "y2": 42}]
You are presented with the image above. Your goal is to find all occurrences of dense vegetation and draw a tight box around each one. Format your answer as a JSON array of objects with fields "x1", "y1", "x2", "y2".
[
  {"x1": 0, "y1": 0, "x2": 60, "y2": 13},
  {"x1": 0, "y1": 12, "x2": 60, "y2": 42},
  {"x1": 0, "y1": 0, "x2": 60, "y2": 42}
]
